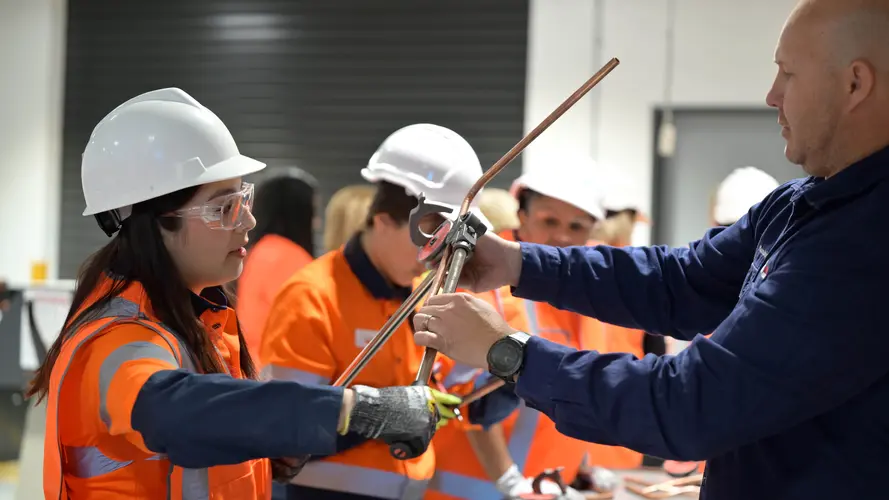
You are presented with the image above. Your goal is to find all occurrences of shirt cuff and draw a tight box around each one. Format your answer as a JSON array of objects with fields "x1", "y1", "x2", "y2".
[
  {"x1": 512, "y1": 242, "x2": 562, "y2": 303},
  {"x1": 514, "y1": 335, "x2": 573, "y2": 416}
]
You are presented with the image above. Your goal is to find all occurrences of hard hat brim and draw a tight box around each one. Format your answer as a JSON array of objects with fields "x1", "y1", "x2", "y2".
[
  {"x1": 509, "y1": 174, "x2": 604, "y2": 221},
  {"x1": 361, "y1": 167, "x2": 493, "y2": 231},
  {"x1": 82, "y1": 154, "x2": 266, "y2": 216}
]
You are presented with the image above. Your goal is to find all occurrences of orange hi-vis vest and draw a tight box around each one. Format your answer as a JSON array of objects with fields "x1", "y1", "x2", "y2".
[
  {"x1": 44, "y1": 279, "x2": 270, "y2": 500},
  {"x1": 260, "y1": 236, "x2": 469, "y2": 499}
]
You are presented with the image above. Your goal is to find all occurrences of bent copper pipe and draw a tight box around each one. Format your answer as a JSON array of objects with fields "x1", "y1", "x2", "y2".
[{"x1": 414, "y1": 57, "x2": 622, "y2": 386}]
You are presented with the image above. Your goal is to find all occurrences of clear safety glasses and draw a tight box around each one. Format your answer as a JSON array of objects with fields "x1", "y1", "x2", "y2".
[{"x1": 166, "y1": 182, "x2": 255, "y2": 230}]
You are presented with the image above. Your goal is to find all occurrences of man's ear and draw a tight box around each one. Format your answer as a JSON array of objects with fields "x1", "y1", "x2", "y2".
[{"x1": 846, "y1": 59, "x2": 876, "y2": 112}]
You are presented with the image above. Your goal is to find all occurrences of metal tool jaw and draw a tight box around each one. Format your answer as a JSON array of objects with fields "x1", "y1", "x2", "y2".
[{"x1": 409, "y1": 193, "x2": 488, "y2": 265}]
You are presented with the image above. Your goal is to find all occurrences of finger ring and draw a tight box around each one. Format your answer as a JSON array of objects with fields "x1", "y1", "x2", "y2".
[{"x1": 423, "y1": 314, "x2": 433, "y2": 331}]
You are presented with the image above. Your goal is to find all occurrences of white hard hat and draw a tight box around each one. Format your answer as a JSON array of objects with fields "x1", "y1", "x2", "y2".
[
  {"x1": 81, "y1": 88, "x2": 266, "y2": 217},
  {"x1": 713, "y1": 166, "x2": 779, "y2": 225},
  {"x1": 509, "y1": 155, "x2": 604, "y2": 220},
  {"x1": 361, "y1": 123, "x2": 491, "y2": 228},
  {"x1": 599, "y1": 170, "x2": 642, "y2": 214}
]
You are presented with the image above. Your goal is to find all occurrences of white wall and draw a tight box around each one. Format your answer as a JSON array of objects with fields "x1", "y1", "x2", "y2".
[
  {"x1": 524, "y1": 0, "x2": 798, "y2": 242},
  {"x1": 0, "y1": 0, "x2": 67, "y2": 285}
]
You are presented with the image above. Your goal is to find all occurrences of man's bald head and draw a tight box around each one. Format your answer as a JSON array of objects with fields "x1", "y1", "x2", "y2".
[
  {"x1": 822, "y1": 0, "x2": 889, "y2": 70},
  {"x1": 766, "y1": 0, "x2": 889, "y2": 177}
]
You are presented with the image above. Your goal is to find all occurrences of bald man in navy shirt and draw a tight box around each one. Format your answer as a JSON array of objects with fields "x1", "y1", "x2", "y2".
[{"x1": 412, "y1": 1, "x2": 889, "y2": 498}]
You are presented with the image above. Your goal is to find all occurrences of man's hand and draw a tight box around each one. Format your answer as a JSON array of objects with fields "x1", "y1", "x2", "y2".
[
  {"x1": 451, "y1": 232, "x2": 523, "y2": 293},
  {"x1": 414, "y1": 293, "x2": 517, "y2": 369}
]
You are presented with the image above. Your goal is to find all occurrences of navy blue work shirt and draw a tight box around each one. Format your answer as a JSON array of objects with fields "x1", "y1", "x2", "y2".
[{"x1": 511, "y1": 145, "x2": 889, "y2": 499}]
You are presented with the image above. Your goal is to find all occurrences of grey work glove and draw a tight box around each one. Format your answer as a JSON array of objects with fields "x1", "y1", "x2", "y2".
[{"x1": 346, "y1": 385, "x2": 461, "y2": 459}]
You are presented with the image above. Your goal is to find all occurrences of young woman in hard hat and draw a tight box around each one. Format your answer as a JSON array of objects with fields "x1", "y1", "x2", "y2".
[
  {"x1": 25, "y1": 89, "x2": 454, "y2": 500},
  {"x1": 237, "y1": 166, "x2": 319, "y2": 364}
]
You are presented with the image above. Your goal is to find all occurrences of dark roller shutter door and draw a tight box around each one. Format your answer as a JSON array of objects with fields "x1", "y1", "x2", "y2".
[{"x1": 58, "y1": 0, "x2": 529, "y2": 278}]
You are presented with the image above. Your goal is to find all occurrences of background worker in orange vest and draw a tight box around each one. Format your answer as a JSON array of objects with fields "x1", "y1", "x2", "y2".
[
  {"x1": 237, "y1": 167, "x2": 319, "y2": 363},
  {"x1": 261, "y1": 123, "x2": 518, "y2": 500},
  {"x1": 26, "y1": 89, "x2": 458, "y2": 500},
  {"x1": 428, "y1": 158, "x2": 645, "y2": 500}
]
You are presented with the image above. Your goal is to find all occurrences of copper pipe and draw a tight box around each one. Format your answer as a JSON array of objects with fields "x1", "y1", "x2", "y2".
[
  {"x1": 413, "y1": 57, "x2": 621, "y2": 386},
  {"x1": 457, "y1": 377, "x2": 506, "y2": 407},
  {"x1": 457, "y1": 57, "x2": 621, "y2": 217}
]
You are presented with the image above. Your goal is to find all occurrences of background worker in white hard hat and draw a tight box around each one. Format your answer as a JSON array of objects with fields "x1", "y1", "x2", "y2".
[
  {"x1": 261, "y1": 123, "x2": 518, "y2": 500},
  {"x1": 25, "y1": 89, "x2": 455, "y2": 500},
  {"x1": 591, "y1": 170, "x2": 651, "y2": 248},
  {"x1": 427, "y1": 157, "x2": 643, "y2": 500},
  {"x1": 711, "y1": 166, "x2": 781, "y2": 227}
]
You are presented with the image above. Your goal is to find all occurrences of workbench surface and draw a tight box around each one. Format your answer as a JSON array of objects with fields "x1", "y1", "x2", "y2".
[{"x1": 608, "y1": 468, "x2": 700, "y2": 500}]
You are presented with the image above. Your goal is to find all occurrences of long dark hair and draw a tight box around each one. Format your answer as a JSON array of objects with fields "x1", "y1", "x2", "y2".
[
  {"x1": 27, "y1": 186, "x2": 257, "y2": 402},
  {"x1": 249, "y1": 167, "x2": 318, "y2": 254}
]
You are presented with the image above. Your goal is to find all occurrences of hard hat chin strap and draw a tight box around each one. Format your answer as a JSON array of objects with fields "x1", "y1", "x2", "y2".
[{"x1": 95, "y1": 205, "x2": 133, "y2": 237}]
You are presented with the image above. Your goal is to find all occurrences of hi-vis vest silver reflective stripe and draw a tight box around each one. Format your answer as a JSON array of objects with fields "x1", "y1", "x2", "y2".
[
  {"x1": 429, "y1": 299, "x2": 546, "y2": 499},
  {"x1": 54, "y1": 296, "x2": 223, "y2": 499},
  {"x1": 293, "y1": 461, "x2": 430, "y2": 500}
]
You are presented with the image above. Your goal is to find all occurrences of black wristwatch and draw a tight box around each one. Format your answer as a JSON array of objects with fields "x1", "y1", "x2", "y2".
[{"x1": 487, "y1": 331, "x2": 531, "y2": 382}]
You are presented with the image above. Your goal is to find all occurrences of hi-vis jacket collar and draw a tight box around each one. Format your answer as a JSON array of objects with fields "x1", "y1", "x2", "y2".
[
  {"x1": 797, "y1": 144, "x2": 889, "y2": 209},
  {"x1": 343, "y1": 233, "x2": 412, "y2": 301},
  {"x1": 102, "y1": 269, "x2": 230, "y2": 319},
  {"x1": 190, "y1": 286, "x2": 228, "y2": 316}
]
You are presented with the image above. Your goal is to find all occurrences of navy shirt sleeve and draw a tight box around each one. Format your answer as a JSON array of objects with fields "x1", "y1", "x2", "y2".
[
  {"x1": 512, "y1": 212, "x2": 759, "y2": 340},
  {"x1": 513, "y1": 221, "x2": 889, "y2": 461},
  {"x1": 132, "y1": 370, "x2": 343, "y2": 468}
]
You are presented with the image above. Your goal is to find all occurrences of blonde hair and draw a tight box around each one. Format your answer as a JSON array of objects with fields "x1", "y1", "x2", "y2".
[
  {"x1": 478, "y1": 188, "x2": 520, "y2": 233},
  {"x1": 323, "y1": 185, "x2": 377, "y2": 252}
]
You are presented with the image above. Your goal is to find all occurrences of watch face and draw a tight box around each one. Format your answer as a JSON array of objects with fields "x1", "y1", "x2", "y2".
[{"x1": 490, "y1": 341, "x2": 522, "y2": 375}]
